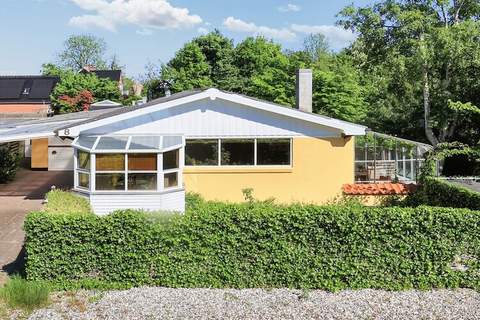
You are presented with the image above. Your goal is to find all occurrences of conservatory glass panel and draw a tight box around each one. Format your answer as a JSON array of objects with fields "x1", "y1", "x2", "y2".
[
  {"x1": 96, "y1": 154, "x2": 125, "y2": 171},
  {"x1": 128, "y1": 173, "x2": 157, "y2": 190},
  {"x1": 96, "y1": 136, "x2": 128, "y2": 150},
  {"x1": 96, "y1": 173, "x2": 125, "y2": 190},
  {"x1": 164, "y1": 172, "x2": 178, "y2": 188},
  {"x1": 77, "y1": 150, "x2": 90, "y2": 170},
  {"x1": 163, "y1": 150, "x2": 179, "y2": 170},
  {"x1": 76, "y1": 136, "x2": 97, "y2": 149},
  {"x1": 128, "y1": 153, "x2": 157, "y2": 171},
  {"x1": 78, "y1": 172, "x2": 90, "y2": 189},
  {"x1": 129, "y1": 136, "x2": 160, "y2": 150},
  {"x1": 163, "y1": 136, "x2": 183, "y2": 149}
]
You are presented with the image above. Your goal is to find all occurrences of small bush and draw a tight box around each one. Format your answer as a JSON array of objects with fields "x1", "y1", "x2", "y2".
[
  {"x1": 0, "y1": 276, "x2": 50, "y2": 311},
  {"x1": 43, "y1": 190, "x2": 93, "y2": 215},
  {"x1": 404, "y1": 178, "x2": 480, "y2": 210},
  {"x1": 24, "y1": 203, "x2": 480, "y2": 291},
  {"x1": 0, "y1": 147, "x2": 20, "y2": 184}
]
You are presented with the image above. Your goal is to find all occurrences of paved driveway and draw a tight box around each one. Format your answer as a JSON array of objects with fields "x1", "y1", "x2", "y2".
[{"x1": 0, "y1": 169, "x2": 73, "y2": 279}]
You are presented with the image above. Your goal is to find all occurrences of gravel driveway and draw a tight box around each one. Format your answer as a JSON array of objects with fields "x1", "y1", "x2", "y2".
[{"x1": 28, "y1": 287, "x2": 480, "y2": 320}]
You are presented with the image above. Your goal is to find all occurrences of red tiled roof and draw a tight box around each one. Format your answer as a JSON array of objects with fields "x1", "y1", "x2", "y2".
[{"x1": 342, "y1": 183, "x2": 417, "y2": 195}]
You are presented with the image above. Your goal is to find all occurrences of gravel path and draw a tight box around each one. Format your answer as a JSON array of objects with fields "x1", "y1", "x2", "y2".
[{"x1": 28, "y1": 287, "x2": 480, "y2": 320}]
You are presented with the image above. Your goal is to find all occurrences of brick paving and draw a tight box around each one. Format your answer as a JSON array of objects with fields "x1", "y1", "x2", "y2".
[{"x1": 0, "y1": 168, "x2": 73, "y2": 281}]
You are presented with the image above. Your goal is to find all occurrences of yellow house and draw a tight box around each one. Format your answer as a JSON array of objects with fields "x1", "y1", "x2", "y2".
[{"x1": 0, "y1": 70, "x2": 370, "y2": 215}]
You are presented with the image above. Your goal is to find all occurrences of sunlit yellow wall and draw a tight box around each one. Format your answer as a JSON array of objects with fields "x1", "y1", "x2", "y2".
[{"x1": 183, "y1": 137, "x2": 354, "y2": 204}]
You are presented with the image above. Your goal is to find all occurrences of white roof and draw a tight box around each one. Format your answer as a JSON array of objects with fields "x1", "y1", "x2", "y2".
[
  {"x1": 58, "y1": 88, "x2": 368, "y2": 137},
  {"x1": 91, "y1": 100, "x2": 122, "y2": 107}
]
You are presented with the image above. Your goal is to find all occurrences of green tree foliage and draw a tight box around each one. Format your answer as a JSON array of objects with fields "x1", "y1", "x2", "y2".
[
  {"x1": 57, "y1": 34, "x2": 108, "y2": 70},
  {"x1": 145, "y1": 31, "x2": 366, "y2": 122},
  {"x1": 43, "y1": 65, "x2": 120, "y2": 114},
  {"x1": 338, "y1": 0, "x2": 480, "y2": 146}
]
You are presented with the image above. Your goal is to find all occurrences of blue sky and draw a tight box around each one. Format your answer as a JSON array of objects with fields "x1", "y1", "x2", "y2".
[{"x1": 0, "y1": 0, "x2": 372, "y2": 78}]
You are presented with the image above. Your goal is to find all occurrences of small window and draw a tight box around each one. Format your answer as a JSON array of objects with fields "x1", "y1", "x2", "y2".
[
  {"x1": 77, "y1": 150, "x2": 90, "y2": 170},
  {"x1": 221, "y1": 139, "x2": 254, "y2": 166},
  {"x1": 96, "y1": 154, "x2": 125, "y2": 171},
  {"x1": 96, "y1": 173, "x2": 125, "y2": 190},
  {"x1": 128, "y1": 153, "x2": 157, "y2": 171},
  {"x1": 185, "y1": 139, "x2": 218, "y2": 166},
  {"x1": 128, "y1": 173, "x2": 157, "y2": 190},
  {"x1": 257, "y1": 139, "x2": 291, "y2": 165},
  {"x1": 78, "y1": 172, "x2": 90, "y2": 189},
  {"x1": 163, "y1": 149, "x2": 179, "y2": 170},
  {"x1": 164, "y1": 172, "x2": 178, "y2": 188}
]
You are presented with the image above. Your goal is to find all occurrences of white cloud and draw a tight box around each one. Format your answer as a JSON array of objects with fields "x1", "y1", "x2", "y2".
[
  {"x1": 291, "y1": 24, "x2": 356, "y2": 49},
  {"x1": 197, "y1": 27, "x2": 208, "y2": 35},
  {"x1": 278, "y1": 3, "x2": 300, "y2": 12},
  {"x1": 136, "y1": 28, "x2": 153, "y2": 36},
  {"x1": 68, "y1": 0, "x2": 202, "y2": 32},
  {"x1": 223, "y1": 17, "x2": 296, "y2": 41}
]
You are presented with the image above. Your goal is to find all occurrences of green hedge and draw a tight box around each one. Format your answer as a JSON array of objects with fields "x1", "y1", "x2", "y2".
[
  {"x1": 24, "y1": 203, "x2": 480, "y2": 291},
  {"x1": 405, "y1": 178, "x2": 480, "y2": 210}
]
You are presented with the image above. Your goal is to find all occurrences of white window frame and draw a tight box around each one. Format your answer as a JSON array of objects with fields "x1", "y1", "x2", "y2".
[{"x1": 184, "y1": 137, "x2": 293, "y2": 168}]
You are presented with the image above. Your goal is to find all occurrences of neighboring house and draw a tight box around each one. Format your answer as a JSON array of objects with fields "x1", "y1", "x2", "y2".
[
  {"x1": 79, "y1": 66, "x2": 124, "y2": 94},
  {"x1": 0, "y1": 76, "x2": 59, "y2": 118},
  {"x1": 0, "y1": 69, "x2": 427, "y2": 215}
]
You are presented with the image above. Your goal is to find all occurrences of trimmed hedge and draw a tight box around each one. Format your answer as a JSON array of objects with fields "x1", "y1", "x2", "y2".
[
  {"x1": 24, "y1": 203, "x2": 480, "y2": 291},
  {"x1": 405, "y1": 178, "x2": 480, "y2": 210}
]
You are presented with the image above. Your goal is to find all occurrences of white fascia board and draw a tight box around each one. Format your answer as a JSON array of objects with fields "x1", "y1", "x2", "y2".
[
  {"x1": 59, "y1": 91, "x2": 212, "y2": 137},
  {"x1": 60, "y1": 88, "x2": 367, "y2": 137},
  {"x1": 0, "y1": 132, "x2": 55, "y2": 143}
]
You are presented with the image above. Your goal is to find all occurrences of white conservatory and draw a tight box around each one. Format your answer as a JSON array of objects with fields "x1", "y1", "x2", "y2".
[{"x1": 71, "y1": 134, "x2": 185, "y2": 215}]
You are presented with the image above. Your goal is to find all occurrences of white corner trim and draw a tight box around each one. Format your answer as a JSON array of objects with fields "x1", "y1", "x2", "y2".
[{"x1": 58, "y1": 89, "x2": 367, "y2": 137}]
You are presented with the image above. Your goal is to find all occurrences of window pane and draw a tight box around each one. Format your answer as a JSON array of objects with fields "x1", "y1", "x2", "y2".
[
  {"x1": 77, "y1": 150, "x2": 90, "y2": 170},
  {"x1": 96, "y1": 154, "x2": 125, "y2": 171},
  {"x1": 96, "y1": 136, "x2": 128, "y2": 150},
  {"x1": 185, "y1": 139, "x2": 218, "y2": 166},
  {"x1": 129, "y1": 136, "x2": 160, "y2": 150},
  {"x1": 78, "y1": 172, "x2": 90, "y2": 189},
  {"x1": 128, "y1": 173, "x2": 157, "y2": 190},
  {"x1": 163, "y1": 149, "x2": 179, "y2": 170},
  {"x1": 163, "y1": 136, "x2": 183, "y2": 149},
  {"x1": 164, "y1": 172, "x2": 178, "y2": 188},
  {"x1": 129, "y1": 153, "x2": 157, "y2": 171},
  {"x1": 221, "y1": 139, "x2": 254, "y2": 166},
  {"x1": 257, "y1": 139, "x2": 291, "y2": 165},
  {"x1": 76, "y1": 136, "x2": 97, "y2": 150},
  {"x1": 96, "y1": 173, "x2": 125, "y2": 190}
]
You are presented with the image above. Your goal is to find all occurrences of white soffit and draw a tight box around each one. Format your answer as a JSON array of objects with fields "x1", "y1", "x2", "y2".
[{"x1": 58, "y1": 89, "x2": 368, "y2": 137}]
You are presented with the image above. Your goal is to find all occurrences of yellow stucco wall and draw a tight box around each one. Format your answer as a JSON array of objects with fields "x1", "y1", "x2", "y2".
[{"x1": 183, "y1": 136, "x2": 354, "y2": 204}]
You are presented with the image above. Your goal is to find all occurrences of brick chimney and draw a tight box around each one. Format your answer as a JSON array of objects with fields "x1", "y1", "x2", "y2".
[{"x1": 296, "y1": 69, "x2": 312, "y2": 113}]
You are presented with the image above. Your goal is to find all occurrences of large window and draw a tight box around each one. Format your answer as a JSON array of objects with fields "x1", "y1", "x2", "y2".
[
  {"x1": 257, "y1": 139, "x2": 290, "y2": 165},
  {"x1": 185, "y1": 140, "x2": 218, "y2": 166},
  {"x1": 185, "y1": 138, "x2": 292, "y2": 167}
]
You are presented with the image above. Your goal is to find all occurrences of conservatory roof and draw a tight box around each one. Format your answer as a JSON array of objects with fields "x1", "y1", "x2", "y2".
[{"x1": 72, "y1": 135, "x2": 184, "y2": 153}]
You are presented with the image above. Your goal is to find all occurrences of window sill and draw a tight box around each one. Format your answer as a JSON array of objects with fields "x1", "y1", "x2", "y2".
[
  {"x1": 73, "y1": 187, "x2": 184, "y2": 196},
  {"x1": 183, "y1": 167, "x2": 293, "y2": 174}
]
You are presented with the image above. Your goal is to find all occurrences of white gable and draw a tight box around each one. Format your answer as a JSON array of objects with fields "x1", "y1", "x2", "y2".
[
  {"x1": 59, "y1": 89, "x2": 367, "y2": 138},
  {"x1": 82, "y1": 98, "x2": 340, "y2": 137}
]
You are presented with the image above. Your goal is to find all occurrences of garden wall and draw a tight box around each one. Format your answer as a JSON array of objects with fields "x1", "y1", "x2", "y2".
[{"x1": 24, "y1": 203, "x2": 480, "y2": 290}]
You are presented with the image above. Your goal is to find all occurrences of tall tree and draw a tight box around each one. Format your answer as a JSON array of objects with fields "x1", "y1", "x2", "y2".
[
  {"x1": 57, "y1": 34, "x2": 107, "y2": 70},
  {"x1": 303, "y1": 33, "x2": 330, "y2": 62},
  {"x1": 339, "y1": 0, "x2": 480, "y2": 145}
]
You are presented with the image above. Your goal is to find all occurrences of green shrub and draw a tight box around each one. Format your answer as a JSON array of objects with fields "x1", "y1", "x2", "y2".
[
  {"x1": 24, "y1": 203, "x2": 480, "y2": 291},
  {"x1": 0, "y1": 276, "x2": 50, "y2": 311},
  {"x1": 0, "y1": 147, "x2": 21, "y2": 183},
  {"x1": 404, "y1": 178, "x2": 480, "y2": 210},
  {"x1": 43, "y1": 190, "x2": 93, "y2": 215}
]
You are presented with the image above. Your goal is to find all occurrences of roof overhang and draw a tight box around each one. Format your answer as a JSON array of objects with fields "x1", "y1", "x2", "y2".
[{"x1": 57, "y1": 88, "x2": 368, "y2": 138}]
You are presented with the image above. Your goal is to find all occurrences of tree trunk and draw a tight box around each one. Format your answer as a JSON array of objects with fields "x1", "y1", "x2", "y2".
[{"x1": 423, "y1": 66, "x2": 439, "y2": 146}]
